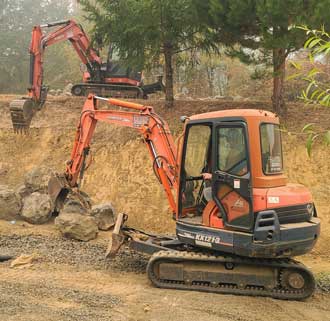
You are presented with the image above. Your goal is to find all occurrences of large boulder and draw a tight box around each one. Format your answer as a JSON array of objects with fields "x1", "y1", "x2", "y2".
[
  {"x1": 24, "y1": 166, "x2": 55, "y2": 193},
  {"x1": 55, "y1": 212, "x2": 98, "y2": 241},
  {"x1": 21, "y1": 192, "x2": 52, "y2": 224},
  {"x1": 91, "y1": 203, "x2": 116, "y2": 231},
  {"x1": 16, "y1": 184, "x2": 32, "y2": 199},
  {"x1": 62, "y1": 191, "x2": 92, "y2": 214},
  {"x1": 63, "y1": 199, "x2": 89, "y2": 215},
  {"x1": 0, "y1": 185, "x2": 22, "y2": 220}
]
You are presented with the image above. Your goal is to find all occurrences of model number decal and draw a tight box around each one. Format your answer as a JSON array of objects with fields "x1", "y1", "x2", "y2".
[
  {"x1": 268, "y1": 196, "x2": 280, "y2": 204},
  {"x1": 195, "y1": 234, "x2": 221, "y2": 244}
]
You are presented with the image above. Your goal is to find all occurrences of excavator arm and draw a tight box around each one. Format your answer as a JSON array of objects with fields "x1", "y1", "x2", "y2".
[
  {"x1": 49, "y1": 94, "x2": 178, "y2": 214},
  {"x1": 10, "y1": 20, "x2": 102, "y2": 132}
]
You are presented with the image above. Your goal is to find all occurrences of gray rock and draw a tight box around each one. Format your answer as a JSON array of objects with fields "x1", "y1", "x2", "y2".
[
  {"x1": 24, "y1": 166, "x2": 55, "y2": 193},
  {"x1": 91, "y1": 203, "x2": 116, "y2": 231},
  {"x1": 21, "y1": 192, "x2": 52, "y2": 224},
  {"x1": 63, "y1": 199, "x2": 89, "y2": 215},
  {"x1": 62, "y1": 190, "x2": 92, "y2": 214},
  {"x1": 63, "y1": 83, "x2": 73, "y2": 93},
  {"x1": 16, "y1": 184, "x2": 32, "y2": 199},
  {"x1": 55, "y1": 212, "x2": 98, "y2": 241},
  {"x1": 0, "y1": 185, "x2": 22, "y2": 220}
]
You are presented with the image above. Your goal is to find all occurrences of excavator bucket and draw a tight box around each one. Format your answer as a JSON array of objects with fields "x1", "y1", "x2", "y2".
[
  {"x1": 9, "y1": 98, "x2": 36, "y2": 133},
  {"x1": 105, "y1": 213, "x2": 127, "y2": 258},
  {"x1": 48, "y1": 173, "x2": 70, "y2": 211}
]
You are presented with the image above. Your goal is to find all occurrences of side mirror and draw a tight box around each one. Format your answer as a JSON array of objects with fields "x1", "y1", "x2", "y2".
[{"x1": 180, "y1": 115, "x2": 189, "y2": 123}]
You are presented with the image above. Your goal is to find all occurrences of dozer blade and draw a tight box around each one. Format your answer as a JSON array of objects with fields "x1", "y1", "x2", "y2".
[
  {"x1": 9, "y1": 98, "x2": 36, "y2": 133},
  {"x1": 106, "y1": 213, "x2": 127, "y2": 258},
  {"x1": 48, "y1": 173, "x2": 71, "y2": 211}
]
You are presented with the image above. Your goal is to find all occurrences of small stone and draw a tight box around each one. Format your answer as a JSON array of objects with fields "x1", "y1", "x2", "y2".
[
  {"x1": 144, "y1": 305, "x2": 151, "y2": 312},
  {"x1": 21, "y1": 192, "x2": 52, "y2": 224},
  {"x1": 91, "y1": 203, "x2": 116, "y2": 231},
  {"x1": 0, "y1": 185, "x2": 22, "y2": 221},
  {"x1": 55, "y1": 212, "x2": 98, "y2": 241},
  {"x1": 10, "y1": 253, "x2": 40, "y2": 269}
]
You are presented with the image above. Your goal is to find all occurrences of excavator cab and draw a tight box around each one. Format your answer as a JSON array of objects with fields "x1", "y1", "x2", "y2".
[
  {"x1": 177, "y1": 110, "x2": 320, "y2": 258},
  {"x1": 178, "y1": 119, "x2": 252, "y2": 229}
]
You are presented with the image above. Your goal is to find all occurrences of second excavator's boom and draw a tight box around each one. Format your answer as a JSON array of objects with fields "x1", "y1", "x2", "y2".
[
  {"x1": 49, "y1": 95, "x2": 178, "y2": 214},
  {"x1": 10, "y1": 20, "x2": 102, "y2": 132},
  {"x1": 28, "y1": 20, "x2": 101, "y2": 103}
]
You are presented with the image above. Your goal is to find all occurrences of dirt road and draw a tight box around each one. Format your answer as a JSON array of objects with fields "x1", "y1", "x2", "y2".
[{"x1": 0, "y1": 224, "x2": 330, "y2": 321}]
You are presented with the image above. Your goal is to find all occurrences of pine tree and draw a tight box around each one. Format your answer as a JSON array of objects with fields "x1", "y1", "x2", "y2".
[
  {"x1": 81, "y1": 0, "x2": 211, "y2": 107},
  {"x1": 195, "y1": 0, "x2": 330, "y2": 115}
]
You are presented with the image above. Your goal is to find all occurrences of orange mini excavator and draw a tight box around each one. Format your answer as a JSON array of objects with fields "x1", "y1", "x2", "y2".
[
  {"x1": 9, "y1": 20, "x2": 163, "y2": 132},
  {"x1": 49, "y1": 95, "x2": 320, "y2": 300}
]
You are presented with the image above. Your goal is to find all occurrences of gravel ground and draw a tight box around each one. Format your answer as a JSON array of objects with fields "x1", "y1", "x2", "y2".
[
  {"x1": 0, "y1": 279, "x2": 120, "y2": 321},
  {"x1": 0, "y1": 233, "x2": 148, "y2": 273},
  {"x1": 0, "y1": 233, "x2": 149, "y2": 321}
]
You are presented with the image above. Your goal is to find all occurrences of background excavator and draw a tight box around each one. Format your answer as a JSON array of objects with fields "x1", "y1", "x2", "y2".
[
  {"x1": 49, "y1": 94, "x2": 320, "y2": 300},
  {"x1": 9, "y1": 20, "x2": 164, "y2": 132}
]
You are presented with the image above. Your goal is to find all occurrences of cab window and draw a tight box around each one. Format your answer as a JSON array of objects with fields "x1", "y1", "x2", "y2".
[
  {"x1": 217, "y1": 127, "x2": 248, "y2": 176},
  {"x1": 260, "y1": 124, "x2": 283, "y2": 174},
  {"x1": 184, "y1": 125, "x2": 211, "y2": 177}
]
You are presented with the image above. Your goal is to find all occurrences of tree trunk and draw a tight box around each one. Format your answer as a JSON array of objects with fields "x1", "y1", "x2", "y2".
[
  {"x1": 164, "y1": 44, "x2": 174, "y2": 108},
  {"x1": 272, "y1": 48, "x2": 287, "y2": 116}
]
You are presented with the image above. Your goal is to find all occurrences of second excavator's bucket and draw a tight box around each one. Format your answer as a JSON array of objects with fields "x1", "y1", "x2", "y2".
[
  {"x1": 48, "y1": 173, "x2": 70, "y2": 211},
  {"x1": 9, "y1": 98, "x2": 36, "y2": 133}
]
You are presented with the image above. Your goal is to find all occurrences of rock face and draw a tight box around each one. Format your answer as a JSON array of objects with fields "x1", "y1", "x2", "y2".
[
  {"x1": 0, "y1": 185, "x2": 22, "y2": 220},
  {"x1": 55, "y1": 212, "x2": 98, "y2": 241},
  {"x1": 21, "y1": 192, "x2": 52, "y2": 224},
  {"x1": 91, "y1": 203, "x2": 116, "y2": 231},
  {"x1": 24, "y1": 166, "x2": 54, "y2": 193}
]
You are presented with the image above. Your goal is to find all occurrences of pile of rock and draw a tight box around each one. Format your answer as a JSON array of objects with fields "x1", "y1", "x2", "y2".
[
  {"x1": 48, "y1": 83, "x2": 73, "y2": 97},
  {"x1": 55, "y1": 196, "x2": 116, "y2": 242},
  {"x1": 0, "y1": 165, "x2": 116, "y2": 242}
]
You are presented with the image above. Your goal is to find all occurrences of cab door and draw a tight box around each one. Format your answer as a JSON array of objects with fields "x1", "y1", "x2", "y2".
[{"x1": 212, "y1": 122, "x2": 254, "y2": 231}]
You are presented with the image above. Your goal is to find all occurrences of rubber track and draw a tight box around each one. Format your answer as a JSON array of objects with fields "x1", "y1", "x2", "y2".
[
  {"x1": 147, "y1": 250, "x2": 315, "y2": 300},
  {"x1": 71, "y1": 83, "x2": 143, "y2": 98}
]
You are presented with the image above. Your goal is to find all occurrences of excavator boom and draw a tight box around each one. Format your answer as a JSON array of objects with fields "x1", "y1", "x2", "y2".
[
  {"x1": 9, "y1": 20, "x2": 99, "y2": 132},
  {"x1": 49, "y1": 94, "x2": 178, "y2": 214}
]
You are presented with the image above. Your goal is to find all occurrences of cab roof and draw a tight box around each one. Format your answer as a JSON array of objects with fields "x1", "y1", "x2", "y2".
[{"x1": 189, "y1": 109, "x2": 278, "y2": 121}]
